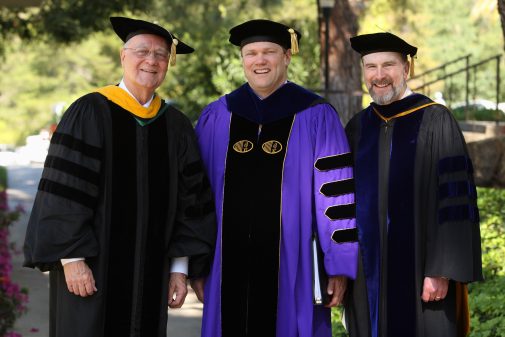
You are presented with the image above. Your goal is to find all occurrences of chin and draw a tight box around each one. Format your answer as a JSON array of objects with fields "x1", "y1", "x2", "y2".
[{"x1": 371, "y1": 94, "x2": 395, "y2": 105}]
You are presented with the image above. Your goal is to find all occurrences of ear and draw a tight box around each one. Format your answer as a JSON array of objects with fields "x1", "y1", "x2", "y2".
[
  {"x1": 285, "y1": 49, "x2": 292, "y2": 66},
  {"x1": 404, "y1": 61, "x2": 410, "y2": 79},
  {"x1": 120, "y1": 48, "x2": 126, "y2": 66}
]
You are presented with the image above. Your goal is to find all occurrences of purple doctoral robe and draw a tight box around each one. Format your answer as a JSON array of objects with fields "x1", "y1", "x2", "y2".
[{"x1": 195, "y1": 82, "x2": 358, "y2": 337}]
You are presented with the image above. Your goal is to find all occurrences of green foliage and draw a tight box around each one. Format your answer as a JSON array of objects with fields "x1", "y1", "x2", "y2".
[
  {"x1": 451, "y1": 107, "x2": 505, "y2": 121},
  {"x1": 0, "y1": 0, "x2": 151, "y2": 43},
  {"x1": 469, "y1": 277, "x2": 505, "y2": 337},
  {"x1": 331, "y1": 307, "x2": 348, "y2": 336},
  {"x1": 146, "y1": 0, "x2": 319, "y2": 120},
  {"x1": 1, "y1": 0, "x2": 504, "y2": 142},
  {"x1": 0, "y1": 34, "x2": 122, "y2": 145},
  {"x1": 359, "y1": 0, "x2": 504, "y2": 108},
  {"x1": 468, "y1": 187, "x2": 505, "y2": 337},
  {"x1": 0, "y1": 168, "x2": 5, "y2": 192},
  {"x1": 0, "y1": 0, "x2": 320, "y2": 145}
]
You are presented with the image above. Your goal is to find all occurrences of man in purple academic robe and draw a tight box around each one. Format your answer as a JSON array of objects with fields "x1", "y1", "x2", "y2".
[{"x1": 191, "y1": 19, "x2": 358, "y2": 337}]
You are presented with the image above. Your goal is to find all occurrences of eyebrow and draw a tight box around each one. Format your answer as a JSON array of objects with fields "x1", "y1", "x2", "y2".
[
  {"x1": 364, "y1": 59, "x2": 399, "y2": 66},
  {"x1": 131, "y1": 44, "x2": 169, "y2": 51},
  {"x1": 127, "y1": 40, "x2": 168, "y2": 48},
  {"x1": 243, "y1": 47, "x2": 281, "y2": 53}
]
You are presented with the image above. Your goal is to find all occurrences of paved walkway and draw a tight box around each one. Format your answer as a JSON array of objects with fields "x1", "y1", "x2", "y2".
[{"x1": 6, "y1": 163, "x2": 202, "y2": 337}]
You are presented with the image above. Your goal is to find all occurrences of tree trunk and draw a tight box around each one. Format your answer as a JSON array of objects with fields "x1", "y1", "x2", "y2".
[
  {"x1": 318, "y1": 0, "x2": 364, "y2": 124},
  {"x1": 499, "y1": 0, "x2": 505, "y2": 50}
]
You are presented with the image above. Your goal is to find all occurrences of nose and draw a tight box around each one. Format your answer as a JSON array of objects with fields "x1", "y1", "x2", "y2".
[
  {"x1": 255, "y1": 53, "x2": 267, "y2": 64},
  {"x1": 144, "y1": 52, "x2": 159, "y2": 63},
  {"x1": 376, "y1": 66, "x2": 390, "y2": 80}
]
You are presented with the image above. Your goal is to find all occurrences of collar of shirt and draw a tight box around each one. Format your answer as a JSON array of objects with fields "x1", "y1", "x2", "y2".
[
  {"x1": 401, "y1": 87, "x2": 413, "y2": 99},
  {"x1": 119, "y1": 79, "x2": 154, "y2": 108}
]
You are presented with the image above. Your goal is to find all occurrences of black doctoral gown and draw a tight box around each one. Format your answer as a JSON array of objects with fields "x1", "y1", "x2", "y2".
[
  {"x1": 23, "y1": 91, "x2": 216, "y2": 337},
  {"x1": 344, "y1": 93, "x2": 483, "y2": 337}
]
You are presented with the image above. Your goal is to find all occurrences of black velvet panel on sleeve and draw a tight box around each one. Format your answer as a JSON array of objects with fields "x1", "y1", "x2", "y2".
[{"x1": 23, "y1": 93, "x2": 105, "y2": 271}]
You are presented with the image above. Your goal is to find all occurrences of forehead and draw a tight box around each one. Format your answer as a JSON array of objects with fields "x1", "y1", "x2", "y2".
[
  {"x1": 241, "y1": 41, "x2": 283, "y2": 53},
  {"x1": 362, "y1": 51, "x2": 405, "y2": 65},
  {"x1": 127, "y1": 33, "x2": 168, "y2": 49}
]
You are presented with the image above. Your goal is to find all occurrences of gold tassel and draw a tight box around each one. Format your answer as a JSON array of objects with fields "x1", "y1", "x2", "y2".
[
  {"x1": 410, "y1": 55, "x2": 415, "y2": 77},
  {"x1": 169, "y1": 38, "x2": 178, "y2": 66},
  {"x1": 288, "y1": 28, "x2": 299, "y2": 54}
]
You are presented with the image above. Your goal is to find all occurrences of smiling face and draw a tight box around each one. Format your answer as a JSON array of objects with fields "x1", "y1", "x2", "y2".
[
  {"x1": 362, "y1": 51, "x2": 409, "y2": 105},
  {"x1": 241, "y1": 41, "x2": 291, "y2": 99},
  {"x1": 120, "y1": 34, "x2": 169, "y2": 104}
]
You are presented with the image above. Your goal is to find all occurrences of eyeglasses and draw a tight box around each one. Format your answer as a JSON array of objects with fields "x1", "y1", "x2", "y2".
[{"x1": 123, "y1": 47, "x2": 170, "y2": 61}]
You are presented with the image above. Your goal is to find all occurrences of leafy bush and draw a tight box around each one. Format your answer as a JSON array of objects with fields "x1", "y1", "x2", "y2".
[
  {"x1": 0, "y1": 169, "x2": 5, "y2": 195},
  {"x1": 0, "y1": 166, "x2": 27, "y2": 337},
  {"x1": 468, "y1": 187, "x2": 505, "y2": 337},
  {"x1": 451, "y1": 107, "x2": 505, "y2": 122},
  {"x1": 332, "y1": 307, "x2": 347, "y2": 336}
]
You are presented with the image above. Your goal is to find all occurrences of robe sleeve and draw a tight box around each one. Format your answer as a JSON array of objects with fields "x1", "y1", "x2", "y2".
[
  {"x1": 167, "y1": 113, "x2": 217, "y2": 279},
  {"x1": 344, "y1": 111, "x2": 363, "y2": 154},
  {"x1": 312, "y1": 104, "x2": 358, "y2": 279},
  {"x1": 23, "y1": 93, "x2": 104, "y2": 272},
  {"x1": 194, "y1": 101, "x2": 227, "y2": 195},
  {"x1": 420, "y1": 106, "x2": 483, "y2": 283}
]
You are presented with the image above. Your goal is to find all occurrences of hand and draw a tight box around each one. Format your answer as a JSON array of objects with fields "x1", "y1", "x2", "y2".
[
  {"x1": 325, "y1": 276, "x2": 347, "y2": 307},
  {"x1": 168, "y1": 272, "x2": 188, "y2": 308},
  {"x1": 62, "y1": 260, "x2": 97, "y2": 297},
  {"x1": 190, "y1": 278, "x2": 206, "y2": 303},
  {"x1": 421, "y1": 276, "x2": 449, "y2": 302}
]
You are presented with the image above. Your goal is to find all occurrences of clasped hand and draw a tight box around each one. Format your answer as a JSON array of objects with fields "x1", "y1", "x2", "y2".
[{"x1": 421, "y1": 276, "x2": 449, "y2": 302}]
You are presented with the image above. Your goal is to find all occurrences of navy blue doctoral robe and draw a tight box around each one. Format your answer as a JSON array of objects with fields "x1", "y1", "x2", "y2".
[{"x1": 344, "y1": 93, "x2": 482, "y2": 337}]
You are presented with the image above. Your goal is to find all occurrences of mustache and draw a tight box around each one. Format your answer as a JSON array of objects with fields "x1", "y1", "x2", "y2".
[{"x1": 371, "y1": 78, "x2": 392, "y2": 86}]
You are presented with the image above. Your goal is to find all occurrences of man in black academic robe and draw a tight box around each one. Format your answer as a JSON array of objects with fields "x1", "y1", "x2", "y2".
[
  {"x1": 344, "y1": 32, "x2": 483, "y2": 337},
  {"x1": 23, "y1": 17, "x2": 216, "y2": 337}
]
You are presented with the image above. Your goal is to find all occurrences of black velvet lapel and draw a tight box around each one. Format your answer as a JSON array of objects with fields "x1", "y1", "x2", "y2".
[
  {"x1": 386, "y1": 106, "x2": 424, "y2": 336},
  {"x1": 226, "y1": 82, "x2": 321, "y2": 124},
  {"x1": 355, "y1": 107, "x2": 382, "y2": 335},
  {"x1": 141, "y1": 115, "x2": 171, "y2": 336},
  {"x1": 105, "y1": 102, "x2": 174, "y2": 336},
  {"x1": 106, "y1": 102, "x2": 138, "y2": 336},
  {"x1": 221, "y1": 113, "x2": 295, "y2": 337},
  {"x1": 356, "y1": 95, "x2": 427, "y2": 336}
]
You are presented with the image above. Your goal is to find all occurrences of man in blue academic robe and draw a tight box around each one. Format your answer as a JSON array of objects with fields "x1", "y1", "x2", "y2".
[{"x1": 344, "y1": 32, "x2": 483, "y2": 337}]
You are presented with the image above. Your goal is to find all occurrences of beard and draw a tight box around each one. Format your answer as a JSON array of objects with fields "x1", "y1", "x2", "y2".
[{"x1": 368, "y1": 77, "x2": 407, "y2": 105}]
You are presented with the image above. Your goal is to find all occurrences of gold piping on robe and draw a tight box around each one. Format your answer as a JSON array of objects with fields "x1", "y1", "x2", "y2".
[{"x1": 372, "y1": 102, "x2": 439, "y2": 123}]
